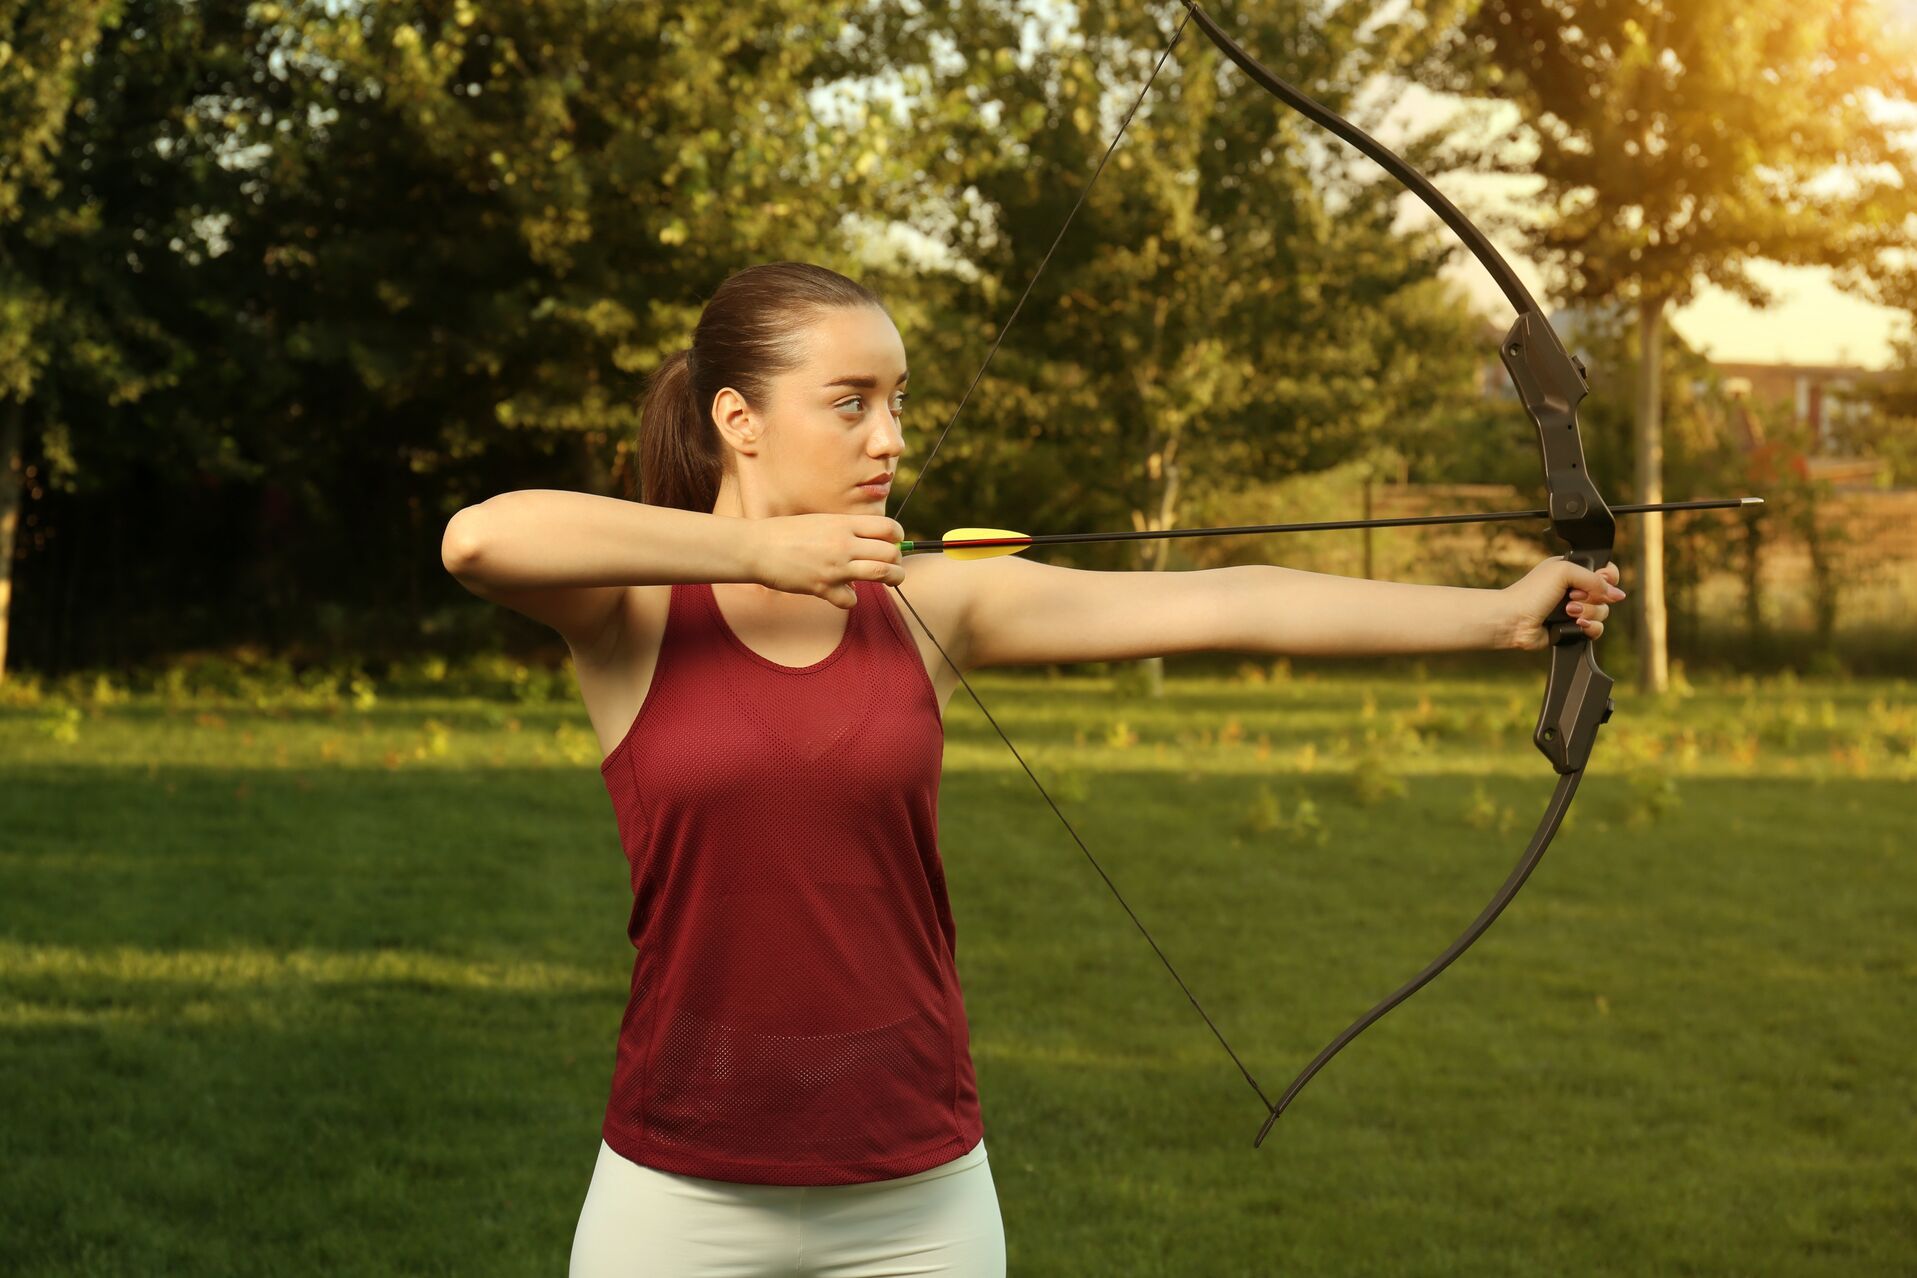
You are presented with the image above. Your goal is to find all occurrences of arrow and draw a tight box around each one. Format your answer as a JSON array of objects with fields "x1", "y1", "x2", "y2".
[{"x1": 901, "y1": 497, "x2": 1762, "y2": 560}]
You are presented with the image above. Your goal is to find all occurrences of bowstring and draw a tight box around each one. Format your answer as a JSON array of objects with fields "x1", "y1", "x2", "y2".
[{"x1": 888, "y1": 6, "x2": 1276, "y2": 1118}]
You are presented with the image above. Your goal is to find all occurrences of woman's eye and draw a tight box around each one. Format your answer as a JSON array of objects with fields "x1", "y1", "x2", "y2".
[{"x1": 834, "y1": 392, "x2": 905, "y2": 416}]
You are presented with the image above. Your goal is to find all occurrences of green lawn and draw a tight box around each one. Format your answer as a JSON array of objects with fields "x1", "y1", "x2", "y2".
[{"x1": 2, "y1": 660, "x2": 1913, "y2": 1276}]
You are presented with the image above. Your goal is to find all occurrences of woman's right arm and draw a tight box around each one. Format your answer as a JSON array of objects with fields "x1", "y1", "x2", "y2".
[
  {"x1": 441, "y1": 490, "x2": 760, "y2": 655},
  {"x1": 444, "y1": 490, "x2": 905, "y2": 653}
]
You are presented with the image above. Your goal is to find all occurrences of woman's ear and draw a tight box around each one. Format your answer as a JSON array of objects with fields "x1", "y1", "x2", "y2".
[{"x1": 709, "y1": 386, "x2": 761, "y2": 456}]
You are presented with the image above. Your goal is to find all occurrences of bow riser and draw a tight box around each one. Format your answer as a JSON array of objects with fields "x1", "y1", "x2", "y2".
[
  {"x1": 1497, "y1": 311, "x2": 1619, "y2": 773},
  {"x1": 1499, "y1": 313, "x2": 1613, "y2": 548},
  {"x1": 1538, "y1": 642, "x2": 1616, "y2": 774}
]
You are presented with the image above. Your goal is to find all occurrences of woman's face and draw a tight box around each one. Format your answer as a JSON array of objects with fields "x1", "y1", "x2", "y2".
[{"x1": 711, "y1": 305, "x2": 908, "y2": 518}]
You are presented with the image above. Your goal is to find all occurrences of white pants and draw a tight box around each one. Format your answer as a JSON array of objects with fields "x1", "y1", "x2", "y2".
[{"x1": 569, "y1": 1138, "x2": 1006, "y2": 1278}]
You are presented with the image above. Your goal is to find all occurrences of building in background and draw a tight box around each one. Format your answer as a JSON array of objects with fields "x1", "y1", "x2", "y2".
[
  {"x1": 1475, "y1": 311, "x2": 1897, "y2": 488},
  {"x1": 1711, "y1": 361, "x2": 1893, "y2": 487}
]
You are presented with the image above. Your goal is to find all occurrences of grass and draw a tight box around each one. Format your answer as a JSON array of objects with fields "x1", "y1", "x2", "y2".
[{"x1": 2, "y1": 657, "x2": 1914, "y2": 1276}]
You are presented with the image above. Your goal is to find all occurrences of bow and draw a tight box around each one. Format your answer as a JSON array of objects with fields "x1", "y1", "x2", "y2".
[{"x1": 887, "y1": 0, "x2": 1616, "y2": 1148}]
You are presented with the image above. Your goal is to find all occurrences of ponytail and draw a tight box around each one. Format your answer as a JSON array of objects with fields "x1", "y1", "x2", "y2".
[{"x1": 637, "y1": 348, "x2": 722, "y2": 513}]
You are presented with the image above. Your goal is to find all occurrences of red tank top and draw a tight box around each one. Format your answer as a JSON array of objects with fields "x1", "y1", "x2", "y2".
[{"x1": 595, "y1": 577, "x2": 983, "y2": 1185}]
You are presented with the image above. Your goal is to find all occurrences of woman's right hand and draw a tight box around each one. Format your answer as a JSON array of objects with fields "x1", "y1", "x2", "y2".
[{"x1": 751, "y1": 513, "x2": 907, "y2": 610}]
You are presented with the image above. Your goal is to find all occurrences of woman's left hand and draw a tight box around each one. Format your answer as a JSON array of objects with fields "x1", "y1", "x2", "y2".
[{"x1": 1500, "y1": 556, "x2": 1626, "y2": 651}]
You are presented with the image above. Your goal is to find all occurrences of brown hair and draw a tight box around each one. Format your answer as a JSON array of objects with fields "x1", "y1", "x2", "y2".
[{"x1": 637, "y1": 262, "x2": 886, "y2": 512}]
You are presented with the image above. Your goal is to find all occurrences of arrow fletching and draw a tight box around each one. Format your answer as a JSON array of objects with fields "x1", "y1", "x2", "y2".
[{"x1": 933, "y1": 528, "x2": 1033, "y2": 560}]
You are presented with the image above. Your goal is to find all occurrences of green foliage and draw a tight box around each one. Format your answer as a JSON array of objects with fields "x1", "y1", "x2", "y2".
[
  {"x1": 5, "y1": 0, "x2": 1913, "y2": 685},
  {"x1": 1461, "y1": 780, "x2": 1518, "y2": 834},
  {"x1": 1837, "y1": 324, "x2": 1917, "y2": 485},
  {"x1": 35, "y1": 701, "x2": 81, "y2": 747},
  {"x1": 1239, "y1": 782, "x2": 1330, "y2": 847},
  {"x1": 1396, "y1": 0, "x2": 1917, "y2": 678},
  {"x1": 1343, "y1": 735, "x2": 1410, "y2": 806},
  {"x1": 1105, "y1": 660, "x2": 1159, "y2": 700},
  {"x1": 1, "y1": 0, "x2": 237, "y2": 482},
  {"x1": 1415, "y1": 0, "x2": 1917, "y2": 316},
  {"x1": 1041, "y1": 762, "x2": 1091, "y2": 806},
  {"x1": 1623, "y1": 766, "x2": 1681, "y2": 828},
  {"x1": 873, "y1": 5, "x2": 1497, "y2": 552},
  {"x1": 0, "y1": 644, "x2": 579, "y2": 715},
  {"x1": 3, "y1": 0, "x2": 963, "y2": 671}
]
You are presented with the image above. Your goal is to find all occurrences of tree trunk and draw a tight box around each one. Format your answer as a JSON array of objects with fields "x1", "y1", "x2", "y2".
[
  {"x1": 1138, "y1": 432, "x2": 1181, "y2": 699},
  {"x1": 0, "y1": 398, "x2": 19, "y2": 683},
  {"x1": 1804, "y1": 506, "x2": 1837, "y2": 650},
  {"x1": 1633, "y1": 295, "x2": 1669, "y2": 694},
  {"x1": 1361, "y1": 474, "x2": 1374, "y2": 580}
]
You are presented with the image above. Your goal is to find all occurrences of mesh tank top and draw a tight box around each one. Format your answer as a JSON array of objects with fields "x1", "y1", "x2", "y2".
[{"x1": 595, "y1": 576, "x2": 984, "y2": 1185}]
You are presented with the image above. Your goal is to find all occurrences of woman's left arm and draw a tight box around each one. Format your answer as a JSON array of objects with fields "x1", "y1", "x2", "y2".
[{"x1": 958, "y1": 555, "x2": 1624, "y2": 669}]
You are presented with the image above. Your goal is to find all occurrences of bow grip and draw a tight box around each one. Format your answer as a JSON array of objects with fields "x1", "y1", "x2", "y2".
[{"x1": 1533, "y1": 551, "x2": 1616, "y2": 774}]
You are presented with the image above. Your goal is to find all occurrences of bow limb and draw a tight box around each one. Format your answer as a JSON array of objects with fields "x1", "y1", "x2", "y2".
[
  {"x1": 1254, "y1": 769, "x2": 1584, "y2": 1146},
  {"x1": 1179, "y1": 1, "x2": 1618, "y2": 1138}
]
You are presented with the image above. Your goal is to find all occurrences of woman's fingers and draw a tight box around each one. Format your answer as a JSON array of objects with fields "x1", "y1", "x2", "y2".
[
  {"x1": 853, "y1": 533, "x2": 904, "y2": 564},
  {"x1": 1572, "y1": 563, "x2": 1625, "y2": 597},
  {"x1": 1564, "y1": 560, "x2": 1621, "y2": 638},
  {"x1": 1567, "y1": 561, "x2": 1626, "y2": 607},
  {"x1": 1566, "y1": 597, "x2": 1608, "y2": 637},
  {"x1": 825, "y1": 557, "x2": 904, "y2": 607}
]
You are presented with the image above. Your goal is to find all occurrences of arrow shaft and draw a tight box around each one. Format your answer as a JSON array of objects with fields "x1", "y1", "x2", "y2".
[{"x1": 902, "y1": 497, "x2": 1758, "y2": 553}]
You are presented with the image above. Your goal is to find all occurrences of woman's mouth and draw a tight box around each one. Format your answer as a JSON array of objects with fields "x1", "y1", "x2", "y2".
[{"x1": 856, "y1": 476, "x2": 892, "y2": 498}]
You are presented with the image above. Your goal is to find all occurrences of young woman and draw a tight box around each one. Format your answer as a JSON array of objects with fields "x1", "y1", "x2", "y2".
[{"x1": 441, "y1": 261, "x2": 1623, "y2": 1277}]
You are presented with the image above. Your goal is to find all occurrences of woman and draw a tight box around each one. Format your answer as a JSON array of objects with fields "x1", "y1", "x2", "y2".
[{"x1": 440, "y1": 261, "x2": 1623, "y2": 1276}]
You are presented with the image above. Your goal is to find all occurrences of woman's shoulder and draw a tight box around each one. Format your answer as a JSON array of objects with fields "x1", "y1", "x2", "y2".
[
  {"x1": 895, "y1": 549, "x2": 969, "y2": 610},
  {"x1": 883, "y1": 550, "x2": 982, "y2": 667}
]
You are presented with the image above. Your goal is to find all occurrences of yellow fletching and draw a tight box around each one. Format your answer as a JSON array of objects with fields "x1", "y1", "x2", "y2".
[{"x1": 941, "y1": 528, "x2": 1031, "y2": 561}]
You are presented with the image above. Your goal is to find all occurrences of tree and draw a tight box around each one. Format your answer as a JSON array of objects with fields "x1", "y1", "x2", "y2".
[
  {"x1": 2, "y1": 0, "x2": 120, "y2": 682},
  {"x1": 1837, "y1": 256, "x2": 1917, "y2": 487},
  {"x1": 846, "y1": 3, "x2": 1494, "y2": 693},
  {"x1": 2, "y1": 0, "x2": 934, "y2": 668},
  {"x1": 1412, "y1": 0, "x2": 1917, "y2": 693},
  {"x1": 0, "y1": 0, "x2": 253, "y2": 680}
]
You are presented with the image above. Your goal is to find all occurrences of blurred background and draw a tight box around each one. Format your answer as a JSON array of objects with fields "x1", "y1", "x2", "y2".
[{"x1": 3, "y1": 2, "x2": 1914, "y2": 1275}]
